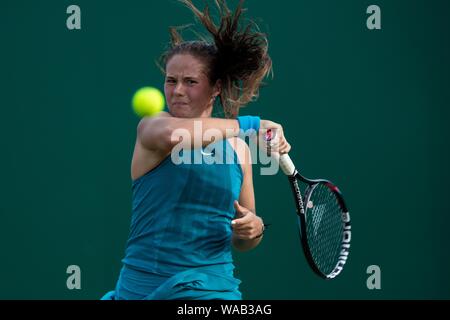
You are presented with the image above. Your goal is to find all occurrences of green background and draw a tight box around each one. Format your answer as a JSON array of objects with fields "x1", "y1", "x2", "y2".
[{"x1": 1, "y1": 0, "x2": 449, "y2": 299}]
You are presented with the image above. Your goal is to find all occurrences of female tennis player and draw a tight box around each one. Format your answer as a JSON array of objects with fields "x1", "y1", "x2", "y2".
[{"x1": 102, "y1": 0, "x2": 290, "y2": 300}]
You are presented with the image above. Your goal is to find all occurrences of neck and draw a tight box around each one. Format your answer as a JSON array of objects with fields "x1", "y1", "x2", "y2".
[{"x1": 198, "y1": 105, "x2": 213, "y2": 118}]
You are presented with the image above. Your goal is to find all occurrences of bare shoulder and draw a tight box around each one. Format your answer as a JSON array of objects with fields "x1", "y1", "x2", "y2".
[{"x1": 131, "y1": 125, "x2": 170, "y2": 181}]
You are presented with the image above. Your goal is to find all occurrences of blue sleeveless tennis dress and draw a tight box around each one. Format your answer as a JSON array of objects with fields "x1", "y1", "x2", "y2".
[{"x1": 102, "y1": 139, "x2": 243, "y2": 300}]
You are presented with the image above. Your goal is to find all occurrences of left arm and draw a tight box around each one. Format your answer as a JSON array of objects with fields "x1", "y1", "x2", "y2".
[{"x1": 231, "y1": 138, "x2": 265, "y2": 252}]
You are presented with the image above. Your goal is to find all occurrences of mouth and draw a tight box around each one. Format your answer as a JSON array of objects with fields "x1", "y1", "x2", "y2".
[{"x1": 172, "y1": 102, "x2": 189, "y2": 107}]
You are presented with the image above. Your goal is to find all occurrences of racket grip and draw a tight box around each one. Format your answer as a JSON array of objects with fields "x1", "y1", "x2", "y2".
[
  {"x1": 278, "y1": 154, "x2": 296, "y2": 176},
  {"x1": 264, "y1": 129, "x2": 296, "y2": 176}
]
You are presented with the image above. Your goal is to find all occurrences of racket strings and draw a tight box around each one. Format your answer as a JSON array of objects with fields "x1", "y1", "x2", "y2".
[{"x1": 305, "y1": 184, "x2": 344, "y2": 274}]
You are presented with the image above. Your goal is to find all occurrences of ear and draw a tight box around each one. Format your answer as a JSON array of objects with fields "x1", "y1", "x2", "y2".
[{"x1": 213, "y1": 79, "x2": 222, "y2": 97}]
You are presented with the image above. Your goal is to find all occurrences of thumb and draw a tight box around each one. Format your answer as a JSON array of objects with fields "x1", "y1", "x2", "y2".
[
  {"x1": 234, "y1": 201, "x2": 247, "y2": 215},
  {"x1": 233, "y1": 201, "x2": 248, "y2": 224}
]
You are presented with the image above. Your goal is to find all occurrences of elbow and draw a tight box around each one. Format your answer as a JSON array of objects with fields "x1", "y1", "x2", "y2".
[{"x1": 137, "y1": 117, "x2": 174, "y2": 152}]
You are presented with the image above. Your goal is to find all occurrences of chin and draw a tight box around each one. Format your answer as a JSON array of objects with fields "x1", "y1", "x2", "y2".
[
  {"x1": 169, "y1": 104, "x2": 211, "y2": 118},
  {"x1": 169, "y1": 106, "x2": 194, "y2": 118}
]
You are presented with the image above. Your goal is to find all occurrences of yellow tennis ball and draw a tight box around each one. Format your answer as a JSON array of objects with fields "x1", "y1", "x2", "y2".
[{"x1": 132, "y1": 87, "x2": 165, "y2": 117}]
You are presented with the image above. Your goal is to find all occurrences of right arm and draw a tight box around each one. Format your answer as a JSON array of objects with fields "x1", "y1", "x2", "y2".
[
  {"x1": 137, "y1": 113, "x2": 241, "y2": 153},
  {"x1": 137, "y1": 112, "x2": 291, "y2": 155}
]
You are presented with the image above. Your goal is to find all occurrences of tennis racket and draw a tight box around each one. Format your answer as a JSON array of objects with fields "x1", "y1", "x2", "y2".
[{"x1": 266, "y1": 130, "x2": 351, "y2": 279}]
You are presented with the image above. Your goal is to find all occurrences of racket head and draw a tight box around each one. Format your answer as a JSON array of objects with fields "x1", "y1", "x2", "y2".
[{"x1": 296, "y1": 177, "x2": 351, "y2": 279}]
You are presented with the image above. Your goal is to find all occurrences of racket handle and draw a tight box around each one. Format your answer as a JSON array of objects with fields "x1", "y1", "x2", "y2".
[
  {"x1": 278, "y1": 153, "x2": 296, "y2": 176},
  {"x1": 264, "y1": 129, "x2": 296, "y2": 176}
]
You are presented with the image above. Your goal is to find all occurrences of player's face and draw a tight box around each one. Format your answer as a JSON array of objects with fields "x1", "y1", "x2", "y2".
[{"x1": 165, "y1": 54, "x2": 219, "y2": 118}]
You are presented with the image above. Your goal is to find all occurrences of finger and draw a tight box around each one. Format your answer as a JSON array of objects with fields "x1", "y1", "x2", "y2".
[
  {"x1": 232, "y1": 222, "x2": 252, "y2": 231},
  {"x1": 231, "y1": 213, "x2": 253, "y2": 227},
  {"x1": 262, "y1": 122, "x2": 281, "y2": 130},
  {"x1": 233, "y1": 201, "x2": 244, "y2": 218},
  {"x1": 281, "y1": 142, "x2": 291, "y2": 154},
  {"x1": 232, "y1": 209, "x2": 254, "y2": 227},
  {"x1": 267, "y1": 141, "x2": 280, "y2": 153},
  {"x1": 279, "y1": 139, "x2": 291, "y2": 154},
  {"x1": 233, "y1": 230, "x2": 253, "y2": 239},
  {"x1": 233, "y1": 213, "x2": 261, "y2": 231}
]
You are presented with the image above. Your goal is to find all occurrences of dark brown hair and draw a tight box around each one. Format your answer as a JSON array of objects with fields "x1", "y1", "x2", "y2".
[{"x1": 159, "y1": 0, "x2": 272, "y2": 118}]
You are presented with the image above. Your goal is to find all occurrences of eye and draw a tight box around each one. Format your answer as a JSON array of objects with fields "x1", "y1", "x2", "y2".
[
  {"x1": 165, "y1": 78, "x2": 176, "y2": 84},
  {"x1": 187, "y1": 79, "x2": 197, "y2": 85}
]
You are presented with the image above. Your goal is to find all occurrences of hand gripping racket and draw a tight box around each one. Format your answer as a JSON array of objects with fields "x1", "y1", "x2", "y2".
[{"x1": 266, "y1": 130, "x2": 351, "y2": 279}]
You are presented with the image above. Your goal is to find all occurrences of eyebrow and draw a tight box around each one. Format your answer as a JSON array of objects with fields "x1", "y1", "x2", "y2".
[{"x1": 165, "y1": 75, "x2": 200, "y2": 79}]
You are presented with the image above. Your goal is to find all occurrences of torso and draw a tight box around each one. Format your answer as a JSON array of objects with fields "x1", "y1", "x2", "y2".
[
  {"x1": 124, "y1": 136, "x2": 245, "y2": 278},
  {"x1": 131, "y1": 137, "x2": 246, "y2": 181}
]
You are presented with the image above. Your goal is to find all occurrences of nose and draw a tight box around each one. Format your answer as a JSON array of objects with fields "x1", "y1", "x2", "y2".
[{"x1": 174, "y1": 82, "x2": 185, "y2": 96}]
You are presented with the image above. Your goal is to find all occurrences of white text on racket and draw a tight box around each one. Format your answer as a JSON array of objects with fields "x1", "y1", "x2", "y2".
[{"x1": 327, "y1": 222, "x2": 351, "y2": 279}]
